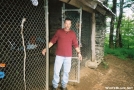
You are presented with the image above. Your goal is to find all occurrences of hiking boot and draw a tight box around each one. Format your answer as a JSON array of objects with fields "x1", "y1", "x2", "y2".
[
  {"x1": 52, "y1": 87, "x2": 57, "y2": 90},
  {"x1": 61, "y1": 87, "x2": 67, "y2": 90}
]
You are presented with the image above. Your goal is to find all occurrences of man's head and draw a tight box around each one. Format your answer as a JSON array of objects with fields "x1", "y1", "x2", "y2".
[{"x1": 64, "y1": 18, "x2": 72, "y2": 31}]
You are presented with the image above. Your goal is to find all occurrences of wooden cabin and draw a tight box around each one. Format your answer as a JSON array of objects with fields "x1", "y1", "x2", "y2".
[{"x1": 1, "y1": 0, "x2": 114, "y2": 89}]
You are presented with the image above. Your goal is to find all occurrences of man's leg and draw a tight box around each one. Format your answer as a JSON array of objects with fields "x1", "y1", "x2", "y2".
[
  {"x1": 52, "y1": 55, "x2": 64, "y2": 88},
  {"x1": 61, "y1": 57, "x2": 71, "y2": 88}
]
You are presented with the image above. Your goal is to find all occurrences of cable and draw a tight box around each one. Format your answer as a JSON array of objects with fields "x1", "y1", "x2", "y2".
[{"x1": 20, "y1": 18, "x2": 26, "y2": 90}]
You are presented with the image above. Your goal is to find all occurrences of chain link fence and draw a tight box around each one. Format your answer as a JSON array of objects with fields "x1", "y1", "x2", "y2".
[
  {"x1": 1, "y1": 0, "x2": 48, "y2": 90},
  {"x1": 61, "y1": 9, "x2": 81, "y2": 82},
  {"x1": 66, "y1": 10, "x2": 92, "y2": 61},
  {"x1": 64, "y1": 7, "x2": 92, "y2": 61},
  {"x1": 1, "y1": 0, "x2": 106, "y2": 89},
  {"x1": 62, "y1": 4, "x2": 92, "y2": 82},
  {"x1": 65, "y1": 11, "x2": 81, "y2": 82}
]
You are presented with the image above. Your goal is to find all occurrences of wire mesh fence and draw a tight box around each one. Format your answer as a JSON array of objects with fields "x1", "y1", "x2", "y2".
[
  {"x1": 1, "y1": 0, "x2": 101, "y2": 89},
  {"x1": 65, "y1": 11, "x2": 81, "y2": 56},
  {"x1": 64, "y1": 8, "x2": 92, "y2": 60},
  {"x1": 61, "y1": 7, "x2": 81, "y2": 82},
  {"x1": 61, "y1": 4, "x2": 92, "y2": 82},
  {"x1": 1, "y1": 0, "x2": 48, "y2": 90}
]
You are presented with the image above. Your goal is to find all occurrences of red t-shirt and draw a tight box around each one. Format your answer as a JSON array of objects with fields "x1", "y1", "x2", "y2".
[{"x1": 50, "y1": 29, "x2": 79, "y2": 57}]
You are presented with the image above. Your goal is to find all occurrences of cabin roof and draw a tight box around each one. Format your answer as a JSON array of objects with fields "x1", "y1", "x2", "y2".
[{"x1": 59, "y1": 0, "x2": 115, "y2": 17}]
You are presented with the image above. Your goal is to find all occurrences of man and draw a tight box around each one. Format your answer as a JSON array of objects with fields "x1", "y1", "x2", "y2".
[{"x1": 42, "y1": 18, "x2": 82, "y2": 90}]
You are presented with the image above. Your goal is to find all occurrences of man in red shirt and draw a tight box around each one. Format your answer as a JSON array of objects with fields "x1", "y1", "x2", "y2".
[{"x1": 42, "y1": 18, "x2": 82, "y2": 90}]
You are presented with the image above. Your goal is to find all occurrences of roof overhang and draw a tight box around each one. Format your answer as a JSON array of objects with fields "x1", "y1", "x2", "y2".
[{"x1": 59, "y1": 0, "x2": 115, "y2": 17}]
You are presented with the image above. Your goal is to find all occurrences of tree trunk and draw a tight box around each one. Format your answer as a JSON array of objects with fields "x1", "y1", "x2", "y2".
[
  {"x1": 115, "y1": 0, "x2": 124, "y2": 48},
  {"x1": 109, "y1": 0, "x2": 117, "y2": 48},
  {"x1": 127, "y1": 17, "x2": 130, "y2": 49}
]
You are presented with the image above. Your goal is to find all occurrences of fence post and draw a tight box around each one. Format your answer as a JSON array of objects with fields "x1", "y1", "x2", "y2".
[{"x1": 45, "y1": 0, "x2": 49, "y2": 90}]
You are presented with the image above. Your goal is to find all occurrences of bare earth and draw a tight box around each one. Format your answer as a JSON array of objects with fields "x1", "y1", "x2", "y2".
[{"x1": 49, "y1": 55, "x2": 134, "y2": 90}]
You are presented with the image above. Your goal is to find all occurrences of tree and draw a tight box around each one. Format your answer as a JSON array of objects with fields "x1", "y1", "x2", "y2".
[
  {"x1": 109, "y1": 0, "x2": 117, "y2": 48},
  {"x1": 115, "y1": 0, "x2": 124, "y2": 48},
  {"x1": 121, "y1": 16, "x2": 134, "y2": 49}
]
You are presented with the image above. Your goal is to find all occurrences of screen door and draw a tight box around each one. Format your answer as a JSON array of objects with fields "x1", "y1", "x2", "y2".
[{"x1": 61, "y1": 3, "x2": 82, "y2": 83}]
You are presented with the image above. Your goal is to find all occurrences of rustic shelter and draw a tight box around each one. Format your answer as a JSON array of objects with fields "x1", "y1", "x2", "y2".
[{"x1": 0, "y1": 0, "x2": 114, "y2": 90}]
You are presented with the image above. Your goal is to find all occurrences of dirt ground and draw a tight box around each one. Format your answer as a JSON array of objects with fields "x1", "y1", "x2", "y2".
[{"x1": 49, "y1": 55, "x2": 134, "y2": 90}]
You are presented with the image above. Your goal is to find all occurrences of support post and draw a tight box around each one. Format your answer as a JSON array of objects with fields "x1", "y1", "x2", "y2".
[
  {"x1": 78, "y1": 8, "x2": 82, "y2": 83},
  {"x1": 91, "y1": 13, "x2": 96, "y2": 62},
  {"x1": 44, "y1": 0, "x2": 49, "y2": 90}
]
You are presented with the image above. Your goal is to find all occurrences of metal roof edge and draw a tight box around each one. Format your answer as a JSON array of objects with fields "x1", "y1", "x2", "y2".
[{"x1": 95, "y1": 0, "x2": 116, "y2": 16}]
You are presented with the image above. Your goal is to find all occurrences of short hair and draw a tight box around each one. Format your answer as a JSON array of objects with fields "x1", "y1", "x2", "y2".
[{"x1": 64, "y1": 18, "x2": 72, "y2": 22}]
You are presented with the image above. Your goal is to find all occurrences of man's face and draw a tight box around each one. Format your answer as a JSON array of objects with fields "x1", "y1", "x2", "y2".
[{"x1": 64, "y1": 20, "x2": 71, "y2": 30}]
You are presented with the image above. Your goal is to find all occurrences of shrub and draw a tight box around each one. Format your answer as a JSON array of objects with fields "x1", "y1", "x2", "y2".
[{"x1": 104, "y1": 45, "x2": 134, "y2": 60}]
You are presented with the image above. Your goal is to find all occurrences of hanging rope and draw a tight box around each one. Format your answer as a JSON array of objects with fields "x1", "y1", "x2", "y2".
[{"x1": 20, "y1": 18, "x2": 27, "y2": 90}]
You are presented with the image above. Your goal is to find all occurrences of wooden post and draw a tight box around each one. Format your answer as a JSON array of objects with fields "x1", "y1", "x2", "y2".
[{"x1": 91, "y1": 13, "x2": 96, "y2": 62}]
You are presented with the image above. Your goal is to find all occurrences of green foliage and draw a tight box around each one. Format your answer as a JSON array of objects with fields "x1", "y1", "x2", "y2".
[
  {"x1": 113, "y1": 15, "x2": 134, "y2": 49},
  {"x1": 105, "y1": 0, "x2": 134, "y2": 60},
  {"x1": 104, "y1": 42, "x2": 134, "y2": 60},
  {"x1": 105, "y1": 16, "x2": 134, "y2": 59},
  {"x1": 120, "y1": 16, "x2": 134, "y2": 48}
]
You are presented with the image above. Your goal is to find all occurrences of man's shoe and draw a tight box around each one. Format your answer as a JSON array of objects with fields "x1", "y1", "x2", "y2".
[
  {"x1": 52, "y1": 87, "x2": 57, "y2": 90},
  {"x1": 61, "y1": 87, "x2": 67, "y2": 90}
]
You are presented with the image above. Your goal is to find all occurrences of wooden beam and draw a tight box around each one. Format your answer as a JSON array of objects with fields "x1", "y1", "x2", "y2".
[
  {"x1": 59, "y1": 0, "x2": 94, "y2": 13},
  {"x1": 99, "y1": 0, "x2": 105, "y2": 2},
  {"x1": 91, "y1": 13, "x2": 96, "y2": 62},
  {"x1": 78, "y1": 0, "x2": 97, "y2": 9},
  {"x1": 96, "y1": 5, "x2": 106, "y2": 15}
]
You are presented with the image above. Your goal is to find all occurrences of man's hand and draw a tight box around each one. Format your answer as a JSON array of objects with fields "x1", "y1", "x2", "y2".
[
  {"x1": 75, "y1": 47, "x2": 82, "y2": 60},
  {"x1": 42, "y1": 42, "x2": 53, "y2": 56},
  {"x1": 78, "y1": 53, "x2": 82, "y2": 61},
  {"x1": 42, "y1": 48, "x2": 46, "y2": 55}
]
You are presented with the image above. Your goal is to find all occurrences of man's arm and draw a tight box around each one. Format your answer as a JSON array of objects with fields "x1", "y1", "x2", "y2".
[
  {"x1": 42, "y1": 42, "x2": 53, "y2": 55},
  {"x1": 75, "y1": 47, "x2": 82, "y2": 60},
  {"x1": 42, "y1": 30, "x2": 59, "y2": 55}
]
